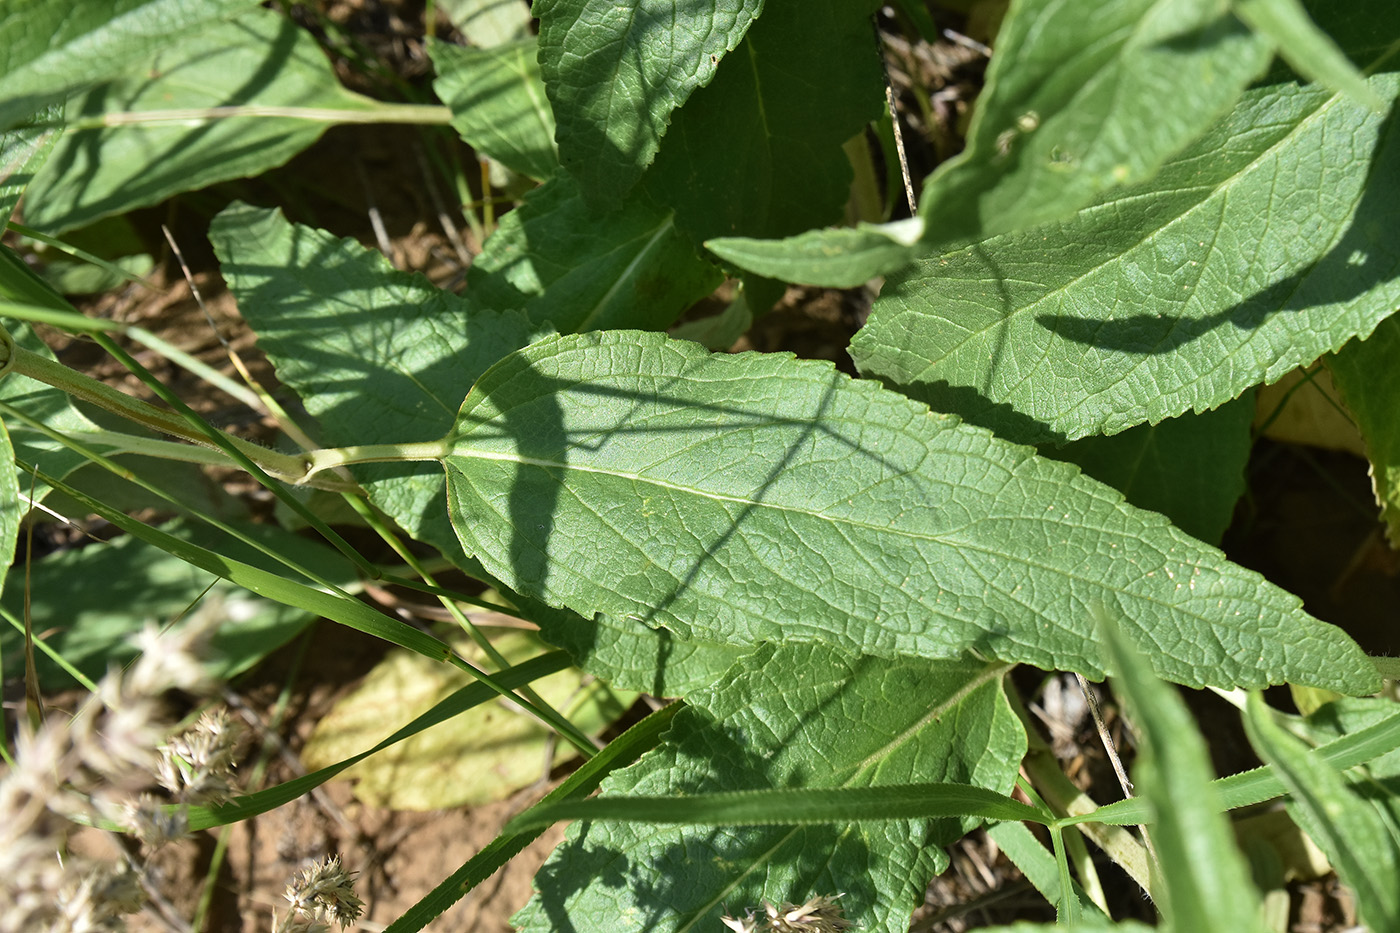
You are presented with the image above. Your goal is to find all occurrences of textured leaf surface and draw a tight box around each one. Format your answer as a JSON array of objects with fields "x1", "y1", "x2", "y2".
[
  {"x1": 0, "y1": 0, "x2": 258, "y2": 131},
  {"x1": 705, "y1": 220, "x2": 923, "y2": 288},
  {"x1": 444, "y1": 331, "x2": 1376, "y2": 692},
  {"x1": 1045, "y1": 394, "x2": 1254, "y2": 544},
  {"x1": 431, "y1": 38, "x2": 558, "y2": 181},
  {"x1": 24, "y1": 9, "x2": 378, "y2": 234},
  {"x1": 917, "y1": 0, "x2": 1272, "y2": 246},
  {"x1": 514, "y1": 643, "x2": 1023, "y2": 933},
  {"x1": 1327, "y1": 314, "x2": 1400, "y2": 545},
  {"x1": 852, "y1": 73, "x2": 1400, "y2": 444},
  {"x1": 640, "y1": 0, "x2": 884, "y2": 244},
  {"x1": 467, "y1": 172, "x2": 720, "y2": 333},
  {"x1": 301, "y1": 631, "x2": 634, "y2": 810},
  {"x1": 1100, "y1": 619, "x2": 1269, "y2": 933},
  {"x1": 534, "y1": 0, "x2": 763, "y2": 204}
]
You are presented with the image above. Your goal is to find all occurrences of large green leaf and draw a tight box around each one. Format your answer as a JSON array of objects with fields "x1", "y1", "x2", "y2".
[
  {"x1": 534, "y1": 0, "x2": 764, "y2": 205},
  {"x1": 23, "y1": 9, "x2": 383, "y2": 234},
  {"x1": 443, "y1": 330, "x2": 1377, "y2": 693},
  {"x1": 1327, "y1": 315, "x2": 1400, "y2": 545},
  {"x1": 467, "y1": 172, "x2": 721, "y2": 333},
  {"x1": 430, "y1": 38, "x2": 558, "y2": 182},
  {"x1": 0, "y1": 0, "x2": 259, "y2": 131},
  {"x1": 0, "y1": 417, "x2": 16, "y2": 601},
  {"x1": 852, "y1": 71, "x2": 1400, "y2": 444},
  {"x1": 1044, "y1": 394, "x2": 1254, "y2": 545},
  {"x1": 705, "y1": 0, "x2": 1275, "y2": 286},
  {"x1": 641, "y1": 0, "x2": 885, "y2": 244},
  {"x1": 513, "y1": 643, "x2": 1024, "y2": 933}
]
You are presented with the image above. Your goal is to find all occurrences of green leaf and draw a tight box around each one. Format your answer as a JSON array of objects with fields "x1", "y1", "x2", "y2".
[
  {"x1": 513, "y1": 643, "x2": 1024, "y2": 933},
  {"x1": 22, "y1": 9, "x2": 383, "y2": 234},
  {"x1": 1244, "y1": 692, "x2": 1400, "y2": 930},
  {"x1": 1327, "y1": 314, "x2": 1400, "y2": 546},
  {"x1": 1081, "y1": 699, "x2": 1400, "y2": 826},
  {"x1": 0, "y1": 417, "x2": 16, "y2": 601},
  {"x1": 534, "y1": 0, "x2": 764, "y2": 205},
  {"x1": 705, "y1": 220, "x2": 924, "y2": 289},
  {"x1": 301, "y1": 630, "x2": 634, "y2": 809},
  {"x1": 1043, "y1": 394, "x2": 1254, "y2": 545},
  {"x1": 0, "y1": 104, "x2": 62, "y2": 221},
  {"x1": 444, "y1": 330, "x2": 1377, "y2": 693},
  {"x1": 430, "y1": 38, "x2": 558, "y2": 181},
  {"x1": 467, "y1": 172, "x2": 722, "y2": 333},
  {"x1": 641, "y1": 0, "x2": 885, "y2": 244},
  {"x1": 1235, "y1": 0, "x2": 1385, "y2": 112},
  {"x1": 918, "y1": 0, "x2": 1273, "y2": 247},
  {"x1": 1098, "y1": 614, "x2": 1269, "y2": 933},
  {"x1": 852, "y1": 72, "x2": 1400, "y2": 444},
  {"x1": 510, "y1": 782, "x2": 1046, "y2": 831},
  {"x1": 436, "y1": 0, "x2": 532, "y2": 47},
  {"x1": 0, "y1": 0, "x2": 259, "y2": 132}
]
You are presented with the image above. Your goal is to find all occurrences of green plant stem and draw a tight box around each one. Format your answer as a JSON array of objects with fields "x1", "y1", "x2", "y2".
[
  {"x1": 59, "y1": 102, "x2": 453, "y2": 132},
  {"x1": 301, "y1": 440, "x2": 450, "y2": 480}
]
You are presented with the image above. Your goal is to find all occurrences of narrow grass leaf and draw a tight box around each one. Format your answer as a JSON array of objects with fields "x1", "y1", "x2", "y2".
[
  {"x1": 0, "y1": 418, "x2": 16, "y2": 601},
  {"x1": 381, "y1": 700, "x2": 681, "y2": 933},
  {"x1": 1244, "y1": 692, "x2": 1400, "y2": 929},
  {"x1": 1081, "y1": 699, "x2": 1400, "y2": 825},
  {"x1": 534, "y1": 0, "x2": 763, "y2": 205},
  {"x1": 0, "y1": 0, "x2": 259, "y2": 131},
  {"x1": 514, "y1": 644, "x2": 1025, "y2": 933},
  {"x1": 1098, "y1": 613, "x2": 1269, "y2": 933},
  {"x1": 987, "y1": 821, "x2": 1104, "y2": 918},
  {"x1": 445, "y1": 330, "x2": 1376, "y2": 693},
  {"x1": 509, "y1": 783, "x2": 1047, "y2": 832},
  {"x1": 852, "y1": 69, "x2": 1400, "y2": 445},
  {"x1": 1327, "y1": 314, "x2": 1400, "y2": 546},
  {"x1": 23, "y1": 8, "x2": 384, "y2": 234},
  {"x1": 430, "y1": 38, "x2": 558, "y2": 181}
]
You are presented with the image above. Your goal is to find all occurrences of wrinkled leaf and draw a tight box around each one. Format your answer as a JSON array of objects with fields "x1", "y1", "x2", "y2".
[
  {"x1": 514, "y1": 643, "x2": 1024, "y2": 933},
  {"x1": 444, "y1": 330, "x2": 1377, "y2": 693},
  {"x1": 467, "y1": 172, "x2": 721, "y2": 333},
  {"x1": 431, "y1": 38, "x2": 558, "y2": 181},
  {"x1": 1327, "y1": 314, "x2": 1400, "y2": 545},
  {"x1": 1245, "y1": 692, "x2": 1400, "y2": 930},
  {"x1": 0, "y1": 0, "x2": 259, "y2": 131},
  {"x1": 1045, "y1": 393, "x2": 1254, "y2": 544},
  {"x1": 24, "y1": 9, "x2": 383, "y2": 234},
  {"x1": 642, "y1": 0, "x2": 885, "y2": 244},
  {"x1": 1100, "y1": 615, "x2": 1269, "y2": 933},
  {"x1": 535, "y1": 0, "x2": 764, "y2": 204},
  {"x1": 852, "y1": 72, "x2": 1400, "y2": 444},
  {"x1": 301, "y1": 631, "x2": 635, "y2": 810}
]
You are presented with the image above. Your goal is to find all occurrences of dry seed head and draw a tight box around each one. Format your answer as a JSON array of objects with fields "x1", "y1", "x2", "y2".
[
  {"x1": 722, "y1": 894, "x2": 851, "y2": 933},
  {"x1": 280, "y1": 855, "x2": 364, "y2": 930}
]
